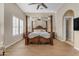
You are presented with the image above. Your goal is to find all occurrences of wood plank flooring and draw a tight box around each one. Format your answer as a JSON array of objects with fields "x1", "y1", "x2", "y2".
[{"x1": 5, "y1": 39, "x2": 79, "y2": 56}]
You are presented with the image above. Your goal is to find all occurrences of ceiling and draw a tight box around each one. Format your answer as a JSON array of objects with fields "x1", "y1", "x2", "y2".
[{"x1": 17, "y1": 3, "x2": 64, "y2": 14}]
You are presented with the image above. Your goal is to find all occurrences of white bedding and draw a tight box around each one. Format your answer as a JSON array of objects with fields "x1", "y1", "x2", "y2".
[
  {"x1": 0, "y1": 41, "x2": 3, "y2": 49},
  {"x1": 28, "y1": 32, "x2": 50, "y2": 39}
]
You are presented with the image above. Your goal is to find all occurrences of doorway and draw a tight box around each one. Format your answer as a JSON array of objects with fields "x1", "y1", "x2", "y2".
[
  {"x1": 63, "y1": 10, "x2": 74, "y2": 46},
  {"x1": 64, "y1": 16, "x2": 74, "y2": 45}
]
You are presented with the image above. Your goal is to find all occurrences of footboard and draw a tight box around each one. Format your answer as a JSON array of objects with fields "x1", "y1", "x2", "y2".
[
  {"x1": 29, "y1": 36, "x2": 50, "y2": 44},
  {"x1": 23, "y1": 32, "x2": 53, "y2": 45}
]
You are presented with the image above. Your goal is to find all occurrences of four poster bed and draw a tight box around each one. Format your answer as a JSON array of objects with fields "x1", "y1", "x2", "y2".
[{"x1": 23, "y1": 16, "x2": 53, "y2": 45}]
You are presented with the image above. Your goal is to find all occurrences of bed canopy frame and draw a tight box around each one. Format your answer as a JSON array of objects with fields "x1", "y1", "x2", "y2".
[
  {"x1": 25, "y1": 15, "x2": 53, "y2": 45},
  {"x1": 26, "y1": 15, "x2": 53, "y2": 33}
]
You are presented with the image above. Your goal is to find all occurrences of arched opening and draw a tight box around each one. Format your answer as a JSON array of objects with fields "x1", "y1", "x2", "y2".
[
  {"x1": 63, "y1": 10, "x2": 74, "y2": 46},
  {"x1": 64, "y1": 10, "x2": 74, "y2": 16}
]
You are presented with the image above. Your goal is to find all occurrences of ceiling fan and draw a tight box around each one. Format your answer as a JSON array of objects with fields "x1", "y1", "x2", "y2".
[{"x1": 28, "y1": 3, "x2": 48, "y2": 10}]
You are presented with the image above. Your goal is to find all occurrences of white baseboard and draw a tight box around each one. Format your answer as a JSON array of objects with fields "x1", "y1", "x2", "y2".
[
  {"x1": 65, "y1": 41, "x2": 73, "y2": 46},
  {"x1": 56, "y1": 37, "x2": 65, "y2": 42},
  {"x1": 74, "y1": 47, "x2": 79, "y2": 51},
  {"x1": 57, "y1": 39, "x2": 65, "y2": 42},
  {"x1": 60, "y1": 40, "x2": 65, "y2": 42},
  {"x1": 5, "y1": 39, "x2": 22, "y2": 49}
]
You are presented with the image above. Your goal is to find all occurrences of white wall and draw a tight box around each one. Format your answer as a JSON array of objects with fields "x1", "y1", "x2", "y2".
[
  {"x1": 4, "y1": 3, "x2": 26, "y2": 48},
  {"x1": 0, "y1": 3, "x2": 4, "y2": 43},
  {"x1": 55, "y1": 3, "x2": 79, "y2": 50}
]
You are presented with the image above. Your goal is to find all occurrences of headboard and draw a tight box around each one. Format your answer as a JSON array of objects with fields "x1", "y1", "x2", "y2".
[
  {"x1": 32, "y1": 21, "x2": 47, "y2": 32},
  {"x1": 26, "y1": 15, "x2": 53, "y2": 33}
]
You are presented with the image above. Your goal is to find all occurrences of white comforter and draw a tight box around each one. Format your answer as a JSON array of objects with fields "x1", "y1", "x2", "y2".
[
  {"x1": 28, "y1": 32, "x2": 50, "y2": 39},
  {"x1": 0, "y1": 41, "x2": 3, "y2": 49}
]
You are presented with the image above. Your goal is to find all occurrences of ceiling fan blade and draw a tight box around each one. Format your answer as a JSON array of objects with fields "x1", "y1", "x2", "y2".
[
  {"x1": 41, "y1": 3, "x2": 47, "y2": 8},
  {"x1": 28, "y1": 3, "x2": 38, "y2": 5},
  {"x1": 37, "y1": 5, "x2": 40, "y2": 10}
]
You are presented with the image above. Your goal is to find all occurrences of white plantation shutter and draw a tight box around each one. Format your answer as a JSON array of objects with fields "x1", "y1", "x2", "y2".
[
  {"x1": 20, "y1": 19, "x2": 23, "y2": 34},
  {"x1": 12, "y1": 16, "x2": 19, "y2": 36}
]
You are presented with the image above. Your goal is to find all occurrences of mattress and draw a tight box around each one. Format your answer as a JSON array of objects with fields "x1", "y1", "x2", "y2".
[{"x1": 28, "y1": 32, "x2": 50, "y2": 39}]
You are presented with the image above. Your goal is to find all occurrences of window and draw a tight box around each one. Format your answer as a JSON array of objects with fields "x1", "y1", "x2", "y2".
[
  {"x1": 12, "y1": 16, "x2": 24, "y2": 36},
  {"x1": 20, "y1": 19, "x2": 23, "y2": 34},
  {"x1": 12, "y1": 16, "x2": 19, "y2": 36}
]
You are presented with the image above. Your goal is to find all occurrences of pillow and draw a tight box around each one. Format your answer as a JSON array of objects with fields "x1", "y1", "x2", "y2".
[
  {"x1": 40, "y1": 29, "x2": 46, "y2": 32},
  {"x1": 34, "y1": 29, "x2": 41, "y2": 32},
  {"x1": 34, "y1": 29, "x2": 46, "y2": 32}
]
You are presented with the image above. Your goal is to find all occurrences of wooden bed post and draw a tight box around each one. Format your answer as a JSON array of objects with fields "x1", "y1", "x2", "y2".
[
  {"x1": 50, "y1": 15, "x2": 53, "y2": 32},
  {"x1": 25, "y1": 16, "x2": 29, "y2": 45},
  {"x1": 32, "y1": 21, "x2": 33, "y2": 32},
  {"x1": 26, "y1": 16, "x2": 28, "y2": 34},
  {"x1": 50, "y1": 15, "x2": 53, "y2": 45},
  {"x1": 46, "y1": 21, "x2": 47, "y2": 32}
]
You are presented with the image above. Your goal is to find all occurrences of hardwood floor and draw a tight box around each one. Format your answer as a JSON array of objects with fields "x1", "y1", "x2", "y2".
[{"x1": 5, "y1": 39, "x2": 79, "y2": 56}]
